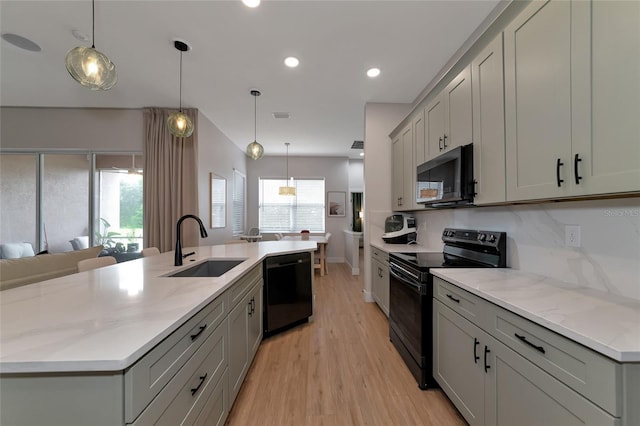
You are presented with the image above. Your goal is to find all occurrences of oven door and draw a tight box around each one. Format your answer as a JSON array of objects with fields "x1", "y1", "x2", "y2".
[{"x1": 388, "y1": 261, "x2": 427, "y2": 366}]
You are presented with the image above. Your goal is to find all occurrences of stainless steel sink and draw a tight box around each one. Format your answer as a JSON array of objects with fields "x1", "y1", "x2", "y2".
[{"x1": 168, "y1": 259, "x2": 246, "y2": 278}]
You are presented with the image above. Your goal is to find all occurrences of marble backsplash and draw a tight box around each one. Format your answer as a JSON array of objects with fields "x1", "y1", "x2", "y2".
[{"x1": 410, "y1": 197, "x2": 640, "y2": 301}]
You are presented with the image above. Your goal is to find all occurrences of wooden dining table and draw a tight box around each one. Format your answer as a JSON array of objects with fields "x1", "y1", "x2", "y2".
[{"x1": 281, "y1": 235, "x2": 329, "y2": 276}]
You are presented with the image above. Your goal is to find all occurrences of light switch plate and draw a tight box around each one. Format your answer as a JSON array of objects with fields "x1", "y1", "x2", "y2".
[{"x1": 565, "y1": 225, "x2": 581, "y2": 247}]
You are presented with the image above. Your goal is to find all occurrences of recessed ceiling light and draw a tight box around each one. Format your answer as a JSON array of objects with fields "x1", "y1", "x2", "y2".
[
  {"x1": 284, "y1": 56, "x2": 299, "y2": 68},
  {"x1": 242, "y1": 0, "x2": 260, "y2": 8},
  {"x1": 1, "y1": 33, "x2": 41, "y2": 52},
  {"x1": 367, "y1": 68, "x2": 381, "y2": 78},
  {"x1": 359, "y1": 152, "x2": 365, "y2": 157}
]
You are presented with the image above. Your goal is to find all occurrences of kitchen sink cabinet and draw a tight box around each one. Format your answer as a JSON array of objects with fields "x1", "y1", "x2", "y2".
[
  {"x1": 505, "y1": 0, "x2": 640, "y2": 202},
  {"x1": 471, "y1": 34, "x2": 506, "y2": 205},
  {"x1": 434, "y1": 277, "x2": 624, "y2": 426},
  {"x1": 426, "y1": 65, "x2": 473, "y2": 161},
  {"x1": 229, "y1": 278, "x2": 263, "y2": 403},
  {"x1": 370, "y1": 246, "x2": 389, "y2": 317}
]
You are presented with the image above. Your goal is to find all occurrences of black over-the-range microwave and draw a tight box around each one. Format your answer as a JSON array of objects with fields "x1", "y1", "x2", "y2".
[{"x1": 416, "y1": 143, "x2": 474, "y2": 207}]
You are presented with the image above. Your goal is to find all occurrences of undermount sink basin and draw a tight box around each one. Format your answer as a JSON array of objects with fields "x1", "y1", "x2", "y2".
[{"x1": 169, "y1": 259, "x2": 246, "y2": 278}]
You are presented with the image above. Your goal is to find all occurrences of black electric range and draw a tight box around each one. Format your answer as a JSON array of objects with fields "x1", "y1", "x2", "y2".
[{"x1": 388, "y1": 228, "x2": 507, "y2": 389}]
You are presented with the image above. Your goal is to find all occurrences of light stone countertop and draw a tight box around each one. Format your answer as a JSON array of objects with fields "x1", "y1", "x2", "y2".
[
  {"x1": 431, "y1": 268, "x2": 640, "y2": 363},
  {"x1": 0, "y1": 241, "x2": 317, "y2": 374}
]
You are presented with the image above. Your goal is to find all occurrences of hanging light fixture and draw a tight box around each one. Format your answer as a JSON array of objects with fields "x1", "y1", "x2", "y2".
[
  {"x1": 167, "y1": 40, "x2": 194, "y2": 138},
  {"x1": 127, "y1": 154, "x2": 142, "y2": 175},
  {"x1": 246, "y1": 89, "x2": 264, "y2": 160},
  {"x1": 65, "y1": 0, "x2": 117, "y2": 90},
  {"x1": 279, "y1": 143, "x2": 296, "y2": 196}
]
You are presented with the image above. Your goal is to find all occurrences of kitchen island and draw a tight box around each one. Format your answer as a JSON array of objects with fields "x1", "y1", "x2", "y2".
[{"x1": 0, "y1": 241, "x2": 316, "y2": 425}]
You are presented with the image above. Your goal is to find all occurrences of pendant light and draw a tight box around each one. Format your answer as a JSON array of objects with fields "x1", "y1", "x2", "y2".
[
  {"x1": 279, "y1": 143, "x2": 296, "y2": 196},
  {"x1": 167, "y1": 40, "x2": 194, "y2": 138},
  {"x1": 246, "y1": 90, "x2": 264, "y2": 160},
  {"x1": 65, "y1": 0, "x2": 117, "y2": 90}
]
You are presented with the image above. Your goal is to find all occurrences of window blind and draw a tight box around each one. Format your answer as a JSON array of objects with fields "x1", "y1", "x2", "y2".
[
  {"x1": 232, "y1": 169, "x2": 246, "y2": 236},
  {"x1": 259, "y1": 178, "x2": 325, "y2": 232}
]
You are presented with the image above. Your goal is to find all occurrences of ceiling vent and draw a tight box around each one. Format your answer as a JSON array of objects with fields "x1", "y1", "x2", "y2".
[
  {"x1": 351, "y1": 140, "x2": 364, "y2": 150},
  {"x1": 272, "y1": 112, "x2": 290, "y2": 119}
]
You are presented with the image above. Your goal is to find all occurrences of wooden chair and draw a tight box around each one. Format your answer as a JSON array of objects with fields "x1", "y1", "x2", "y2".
[
  {"x1": 141, "y1": 247, "x2": 160, "y2": 257},
  {"x1": 77, "y1": 256, "x2": 116, "y2": 272}
]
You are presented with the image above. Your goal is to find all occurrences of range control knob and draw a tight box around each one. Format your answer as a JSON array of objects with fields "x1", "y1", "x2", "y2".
[
  {"x1": 477, "y1": 233, "x2": 486, "y2": 242},
  {"x1": 487, "y1": 234, "x2": 496, "y2": 243}
]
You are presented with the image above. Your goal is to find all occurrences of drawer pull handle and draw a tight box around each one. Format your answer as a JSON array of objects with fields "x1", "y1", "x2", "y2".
[
  {"x1": 474, "y1": 338, "x2": 480, "y2": 364},
  {"x1": 190, "y1": 373, "x2": 208, "y2": 396},
  {"x1": 190, "y1": 325, "x2": 207, "y2": 341},
  {"x1": 515, "y1": 333, "x2": 546, "y2": 354},
  {"x1": 446, "y1": 294, "x2": 460, "y2": 303},
  {"x1": 484, "y1": 346, "x2": 491, "y2": 373}
]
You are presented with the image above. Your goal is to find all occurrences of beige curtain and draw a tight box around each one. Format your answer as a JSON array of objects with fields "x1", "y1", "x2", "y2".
[{"x1": 143, "y1": 108, "x2": 199, "y2": 252}]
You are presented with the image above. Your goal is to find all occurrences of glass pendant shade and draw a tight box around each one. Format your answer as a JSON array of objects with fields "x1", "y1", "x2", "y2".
[
  {"x1": 246, "y1": 140, "x2": 264, "y2": 160},
  {"x1": 167, "y1": 111, "x2": 194, "y2": 138},
  {"x1": 65, "y1": 45, "x2": 117, "y2": 90}
]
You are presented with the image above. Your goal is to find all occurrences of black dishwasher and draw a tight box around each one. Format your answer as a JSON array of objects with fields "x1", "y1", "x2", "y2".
[{"x1": 263, "y1": 252, "x2": 313, "y2": 336}]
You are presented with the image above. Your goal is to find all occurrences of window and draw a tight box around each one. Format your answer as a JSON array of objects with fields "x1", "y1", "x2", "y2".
[
  {"x1": 259, "y1": 178, "x2": 325, "y2": 232},
  {"x1": 232, "y1": 169, "x2": 246, "y2": 236}
]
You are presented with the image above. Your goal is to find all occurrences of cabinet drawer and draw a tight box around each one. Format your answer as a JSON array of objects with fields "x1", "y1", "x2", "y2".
[
  {"x1": 371, "y1": 246, "x2": 388, "y2": 264},
  {"x1": 434, "y1": 277, "x2": 492, "y2": 330},
  {"x1": 491, "y1": 306, "x2": 621, "y2": 416},
  {"x1": 228, "y1": 264, "x2": 262, "y2": 309},
  {"x1": 130, "y1": 320, "x2": 228, "y2": 425},
  {"x1": 124, "y1": 293, "x2": 229, "y2": 422}
]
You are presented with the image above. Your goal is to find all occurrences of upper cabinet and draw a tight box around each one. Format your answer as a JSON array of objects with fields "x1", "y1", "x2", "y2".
[
  {"x1": 472, "y1": 34, "x2": 506, "y2": 205},
  {"x1": 505, "y1": 0, "x2": 640, "y2": 201},
  {"x1": 427, "y1": 65, "x2": 473, "y2": 161},
  {"x1": 392, "y1": 124, "x2": 416, "y2": 211}
]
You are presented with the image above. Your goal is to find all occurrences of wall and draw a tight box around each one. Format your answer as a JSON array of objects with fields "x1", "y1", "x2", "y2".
[
  {"x1": 246, "y1": 155, "x2": 349, "y2": 262},
  {"x1": 1, "y1": 107, "x2": 143, "y2": 151},
  {"x1": 196, "y1": 111, "x2": 247, "y2": 246},
  {"x1": 362, "y1": 103, "x2": 412, "y2": 301}
]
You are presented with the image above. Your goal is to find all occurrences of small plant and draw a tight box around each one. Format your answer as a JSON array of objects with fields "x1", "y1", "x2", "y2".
[{"x1": 95, "y1": 218, "x2": 120, "y2": 248}]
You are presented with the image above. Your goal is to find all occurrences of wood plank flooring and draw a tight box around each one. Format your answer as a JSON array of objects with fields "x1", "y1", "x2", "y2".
[{"x1": 226, "y1": 262, "x2": 466, "y2": 426}]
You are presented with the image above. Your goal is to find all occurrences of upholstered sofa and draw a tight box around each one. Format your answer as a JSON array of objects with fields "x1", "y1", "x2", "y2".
[{"x1": 0, "y1": 245, "x2": 104, "y2": 291}]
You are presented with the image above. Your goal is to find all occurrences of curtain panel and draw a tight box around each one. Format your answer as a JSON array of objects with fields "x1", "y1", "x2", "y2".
[{"x1": 143, "y1": 108, "x2": 199, "y2": 252}]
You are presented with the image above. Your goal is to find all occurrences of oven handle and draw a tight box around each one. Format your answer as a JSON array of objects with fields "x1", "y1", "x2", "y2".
[
  {"x1": 389, "y1": 267, "x2": 424, "y2": 294},
  {"x1": 389, "y1": 262, "x2": 420, "y2": 282}
]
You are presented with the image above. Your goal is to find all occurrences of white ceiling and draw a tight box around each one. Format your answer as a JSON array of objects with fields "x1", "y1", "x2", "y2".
[{"x1": 0, "y1": 0, "x2": 501, "y2": 158}]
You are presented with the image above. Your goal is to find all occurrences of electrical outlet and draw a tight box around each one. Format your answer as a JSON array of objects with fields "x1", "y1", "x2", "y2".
[{"x1": 565, "y1": 225, "x2": 581, "y2": 247}]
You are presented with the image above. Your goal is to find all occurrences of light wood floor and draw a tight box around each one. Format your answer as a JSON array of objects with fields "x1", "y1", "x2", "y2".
[{"x1": 226, "y1": 262, "x2": 466, "y2": 426}]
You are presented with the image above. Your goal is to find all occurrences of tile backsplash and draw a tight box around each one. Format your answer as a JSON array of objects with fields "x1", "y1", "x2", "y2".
[{"x1": 413, "y1": 197, "x2": 640, "y2": 301}]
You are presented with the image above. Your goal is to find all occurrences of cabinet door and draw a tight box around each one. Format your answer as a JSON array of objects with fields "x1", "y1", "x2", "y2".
[
  {"x1": 414, "y1": 109, "x2": 426, "y2": 166},
  {"x1": 228, "y1": 292, "x2": 250, "y2": 403},
  {"x1": 401, "y1": 124, "x2": 415, "y2": 210},
  {"x1": 573, "y1": 0, "x2": 640, "y2": 196},
  {"x1": 426, "y1": 97, "x2": 446, "y2": 160},
  {"x1": 434, "y1": 300, "x2": 486, "y2": 426},
  {"x1": 248, "y1": 284, "x2": 263, "y2": 360},
  {"x1": 392, "y1": 135, "x2": 404, "y2": 209},
  {"x1": 485, "y1": 336, "x2": 618, "y2": 426},
  {"x1": 472, "y1": 34, "x2": 506, "y2": 205},
  {"x1": 371, "y1": 257, "x2": 389, "y2": 317},
  {"x1": 445, "y1": 64, "x2": 473, "y2": 151},
  {"x1": 505, "y1": 0, "x2": 573, "y2": 201}
]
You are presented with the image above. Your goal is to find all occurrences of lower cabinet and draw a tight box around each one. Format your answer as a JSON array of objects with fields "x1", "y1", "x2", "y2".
[
  {"x1": 434, "y1": 290, "x2": 621, "y2": 426},
  {"x1": 370, "y1": 246, "x2": 389, "y2": 317},
  {"x1": 229, "y1": 281, "x2": 263, "y2": 403}
]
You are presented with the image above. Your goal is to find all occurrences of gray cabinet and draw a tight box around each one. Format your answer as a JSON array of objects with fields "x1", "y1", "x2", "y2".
[
  {"x1": 471, "y1": 34, "x2": 506, "y2": 205},
  {"x1": 391, "y1": 124, "x2": 415, "y2": 211},
  {"x1": 505, "y1": 0, "x2": 640, "y2": 202},
  {"x1": 229, "y1": 279, "x2": 263, "y2": 403},
  {"x1": 370, "y1": 246, "x2": 389, "y2": 317},
  {"x1": 434, "y1": 277, "x2": 623, "y2": 426},
  {"x1": 427, "y1": 65, "x2": 473, "y2": 160}
]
